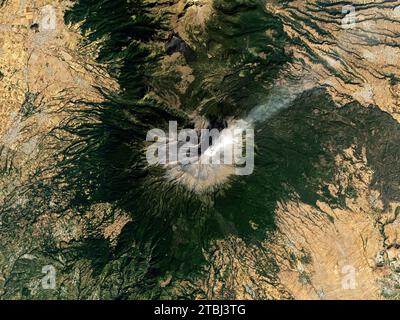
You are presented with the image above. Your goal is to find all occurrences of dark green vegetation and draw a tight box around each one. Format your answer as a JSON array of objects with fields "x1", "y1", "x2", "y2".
[
  {"x1": 177, "y1": 0, "x2": 290, "y2": 119},
  {"x1": 1, "y1": 0, "x2": 400, "y2": 299},
  {"x1": 54, "y1": 0, "x2": 293, "y2": 297}
]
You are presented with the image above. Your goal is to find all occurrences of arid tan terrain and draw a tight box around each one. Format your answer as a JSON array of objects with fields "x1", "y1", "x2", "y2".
[
  {"x1": 1, "y1": 0, "x2": 400, "y2": 300},
  {"x1": 168, "y1": 0, "x2": 400, "y2": 300}
]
